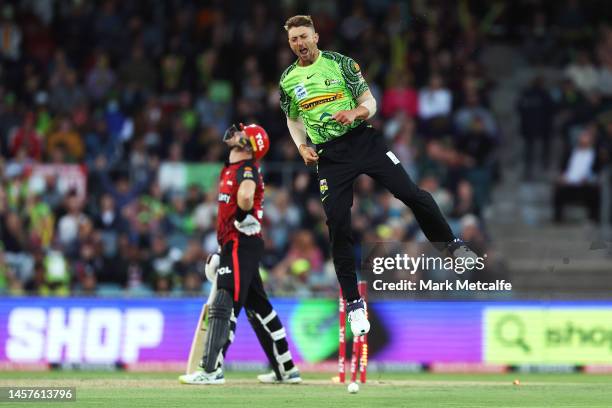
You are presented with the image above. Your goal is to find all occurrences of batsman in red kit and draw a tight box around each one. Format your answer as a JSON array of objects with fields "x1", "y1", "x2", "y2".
[{"x1": 179, "y1": 124, "x2": 302, "y2": 385}]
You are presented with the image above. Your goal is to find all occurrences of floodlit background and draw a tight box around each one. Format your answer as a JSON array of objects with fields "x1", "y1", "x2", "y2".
[{"x1": 0, "y1": 0, "x2": 611, "y2": 370}]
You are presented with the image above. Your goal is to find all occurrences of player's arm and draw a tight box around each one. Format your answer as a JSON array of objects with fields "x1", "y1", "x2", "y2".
[
  {"x1": 333, "y1": 90, "x2": 377, "y2": 125},
  {"x1": 234, "y1": 167, "x2": 261, "y2": 235},
  {"x1": 236, "y1": 179, "x2": 256, "y2": 213},
  {"x1": 280, "y1": 77, "x2": 319, "y2": 165},
  {"x1": 332, "y1": 55, "x2": 376, "y2": 125},
  {"x1": 287, "y1": 116, "x2": 319, "y2": 165}
]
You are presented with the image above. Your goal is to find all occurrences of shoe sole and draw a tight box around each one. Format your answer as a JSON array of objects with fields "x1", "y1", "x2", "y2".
[
  {"x1": 178, "y1": 377, "x2": 226, "y2": 385},
  {"x1": 257, "y1": 376, "x2": 303, "y2": 384}
]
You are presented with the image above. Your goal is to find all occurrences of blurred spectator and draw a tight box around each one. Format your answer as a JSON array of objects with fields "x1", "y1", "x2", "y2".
[
  {"x1": 517, "y1": 77, "x2": 554, "y2": 179},
  {"x1": 0, "y1": 5, "x2": 21, "y2": 61},
  {"x1": 454, "y1": 92, "x2": 497, "y2": 138},
  {"x1": 56, "y1": 191, "x2": 88, "y2": 250},
  {"x1": 266, "y1": 189, "x2": 301, "y2": 251},
  {"x1": 381, "y1": 70, "x2": 418, "y2": 118},
  {"x1": 418, "y1": 74, "x2": 452, "y2": 121},
  {"x1": 553, "y1": 126, "x2": 601, "y2": 222},
  {"x1": 565, "y1": 51, "x2": 599, "y2": 94},
  {"x1": 271, "y1": 230, "x2": 326, "y2": 295},
  {"x1": 8, "y1": 111, "x2": 42, "y2": 160},
  {"x1": 86, "y1": 52, "x2": 116, "y2": 101},
  {"x1": 49, "y1": 69, "x2": 87, "y2": 115},
  {"x1": 46, "y1": 117, "x2": 84, "y2": 161},
  {"x1": 119, "y1": 46, "x2": 157, "y2": 93}
]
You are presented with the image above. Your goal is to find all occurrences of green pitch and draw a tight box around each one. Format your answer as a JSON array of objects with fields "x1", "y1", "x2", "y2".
[{"x1": 1, "y1": 371, "x2": 612, "y2": 407}]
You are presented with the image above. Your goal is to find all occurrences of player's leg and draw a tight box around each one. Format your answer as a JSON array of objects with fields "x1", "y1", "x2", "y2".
[
  {"x1": 360, "y1": 127, "x2": 476, "y2": 259},
  {"x1": 179, "y1": 286, "x2": 232, "y2": 384},
  {"x1": 317, "y1": 143, "x2": 370, "y2": 336},
  {"x1": 215, "y1": 235, "x2": 266, "y2": 365},
  {"x1": 245, "y1": 273, "x2": 301, "y2": 384},
  {"x1": 180, "y1": 238, "x2": 243, "y2": 384},
  {"x1": 219, "y1": 306, "x2": 239, "y2": 364}
]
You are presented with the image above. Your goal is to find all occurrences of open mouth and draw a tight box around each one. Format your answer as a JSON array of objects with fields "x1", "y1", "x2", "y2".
[{"x1": 299, "y1": 48, "x2": 308, "y2": 57}]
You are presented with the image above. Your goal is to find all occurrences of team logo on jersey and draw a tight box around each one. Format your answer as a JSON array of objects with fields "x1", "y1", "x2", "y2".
[
  {"x1": 320, "y1": 179, "x2": 329, "y2": 202},
  {"x1": 325, "y1": 79, "x2": 340, "y2": 86},
  {"x1": 319, "y1": 179, "x2": 328, "y2": 194},
  {"x1": 242, "y1": 166, "x2": 254, "y2": 179},
  {"x1": 294, "y1": 84, "x2": 307, "y2": 100},
  {"x1": 218, "y1": 193, "x2": 231, "y2": 203},
  {"x1": 299, "y1": 92, "x2": 344, "y2": 111}
]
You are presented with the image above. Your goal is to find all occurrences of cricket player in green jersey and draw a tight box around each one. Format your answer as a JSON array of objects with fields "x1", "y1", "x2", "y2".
[{"x1": 279, "y1": 15, "x2": 477, "y2": 337}]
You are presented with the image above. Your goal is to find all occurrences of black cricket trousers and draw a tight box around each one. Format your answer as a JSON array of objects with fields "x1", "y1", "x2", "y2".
[{"x1": 316, "y1": 123, "x2": 455, "y2": 301}]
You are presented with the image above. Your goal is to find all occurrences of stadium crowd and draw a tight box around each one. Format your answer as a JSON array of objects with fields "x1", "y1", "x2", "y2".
[
  {"x1": 0, "y1": 0, "x2": 606, "y2": 296},
  {"x1": 515, "y1": 2, "x2": 612, "y2": 224}
]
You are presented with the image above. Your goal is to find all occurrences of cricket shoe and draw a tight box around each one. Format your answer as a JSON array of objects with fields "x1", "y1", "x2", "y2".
[
  {"x1": 257, "y1": 367, "x2": 303, "y2": 384},
  {"x1": 347, "y1": 298, "x2": 370, "y2": 336},
  {"x1": 447, "y1": 238, "x2": 479, "y2": 275},
  {"x1": 178, "y1": 368, "x2": 225, "y2": 385}
]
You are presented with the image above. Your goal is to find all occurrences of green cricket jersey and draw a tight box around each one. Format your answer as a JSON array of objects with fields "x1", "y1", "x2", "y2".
[{"x1": 279, "y1": 51, "x2": 369, "y2": 145}]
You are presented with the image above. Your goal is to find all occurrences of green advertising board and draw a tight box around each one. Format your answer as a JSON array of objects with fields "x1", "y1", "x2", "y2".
[
  {"x1": 484, "y1": 308, "x2": 612, "y2": 364},
  {"x1": 158, "y1": 163, "x2": 224, "y2": 192}
]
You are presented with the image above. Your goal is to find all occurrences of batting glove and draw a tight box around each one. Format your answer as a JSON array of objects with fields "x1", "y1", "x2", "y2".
[
  {"x1": 204, "y1": 251, "x2": 220, "y2": 282},
  {"x1": 234, "y1": 214, "x2": 261, "y2": 236}
]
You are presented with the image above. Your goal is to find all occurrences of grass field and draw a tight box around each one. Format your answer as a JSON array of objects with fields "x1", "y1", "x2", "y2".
[{"x1": 1, "y1": 371, "x2": 612, "y2": 407}]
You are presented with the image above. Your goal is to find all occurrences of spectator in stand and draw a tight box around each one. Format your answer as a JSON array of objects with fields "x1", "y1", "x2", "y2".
[
  {"x1": 8, "y1": 111, "x2": 42, "y2": 160},
  {"x1": 381, "y1": 70, "x2": 418, "y2": 118},
  {"x1": 46, "y1": 117, "x2": 84, "y2": 161},
  {"x1": 454, "y1": 117, "x2": 496, "y2": 207},
  {"x1": 271, "y1": 229, "x2": 325, "y2": 295},
  {"x1": 56, "y1": 190, "x2": 88, "y2": 252},
  {"x1": 86, "y1": 52, "x2": 116, "y2": 102},
  {"x1": 553, "y1": 126, "x2": 601, "y2": 223},
  {"x1": 73, "y1": 243, "x2": 103, "y2": 295},
  {"x1": 265, "y1": 189, "x2": 301, "y2": 251},
  {"x1": 454, "y1": 92, "x2": 497, "y2": 139},
  {"x1": 418, "y1": 73, "x2": 452, "y2": 121},
  {"x1": 49, "y1": 69, "x2": 87, "y2": 115},
  {"x1": 418, "y1": 73, "x2": 453, "y2": 137},
  {"x1": 565, "y1": 51, "x2": 599, "y2": 94},
  {"x1": 0, "y1": 5, "x2": 21, "y2": 62},
  {"x1": 596, "y1": 26, "x2": 612, "y2": 98},
  {"x1": 517, "y1": 76, "x2": 554, "y2": 179},
  {"x1": 119, "y1": 45, "x2": 158, "y2": 93},
  {"x1": 92, "y1": 156, "x2": 152, "y2": 209}
]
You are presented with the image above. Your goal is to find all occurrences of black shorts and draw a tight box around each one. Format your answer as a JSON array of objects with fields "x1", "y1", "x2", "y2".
[
  {"x1": 316, "y1": 123, "x2": 454, "y2": 250},
  {"x1": 217, "y1": 235, "x2": 265, "y2": 306}
]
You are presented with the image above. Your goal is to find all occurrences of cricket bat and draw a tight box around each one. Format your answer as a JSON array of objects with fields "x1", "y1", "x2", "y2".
[{"x1": 186, "y1": 278, "x2": 218, "y2": 374}]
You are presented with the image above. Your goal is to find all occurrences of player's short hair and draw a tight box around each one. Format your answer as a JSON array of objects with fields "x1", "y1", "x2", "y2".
[{"x1": 284, "y1": 15, "x2": 315, "y2": 31}]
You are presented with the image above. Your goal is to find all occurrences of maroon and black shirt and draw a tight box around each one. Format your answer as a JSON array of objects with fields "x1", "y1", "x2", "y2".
[{"x1": 216, "y1": 159, "x2": 264, "y2": 246}]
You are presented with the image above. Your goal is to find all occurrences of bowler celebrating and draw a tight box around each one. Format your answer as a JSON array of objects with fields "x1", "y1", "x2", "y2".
[{"x1": 279, "y1": 15, "x2": 477, "y2": 337}]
